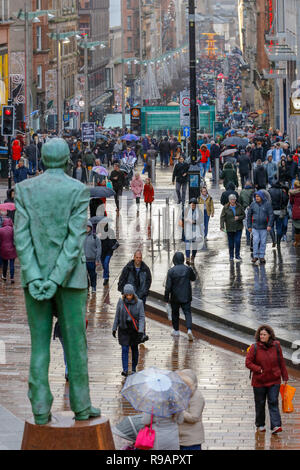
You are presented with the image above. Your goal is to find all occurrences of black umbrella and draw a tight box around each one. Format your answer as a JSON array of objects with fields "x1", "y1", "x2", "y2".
[
  {"x1": 223, "y1": 136, "x2": 248, "y2": 147},
  {"x1": 90, "y1": 187, "x2": 115, "y2": 199}
]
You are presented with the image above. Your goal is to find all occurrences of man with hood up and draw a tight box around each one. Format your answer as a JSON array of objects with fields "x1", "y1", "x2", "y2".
[
  {"x1": 220, "y1": 161, "x2": 238, "y2": 189},
  {"x1": 247, "y1": 190, "x2": 274, "y2": 264},
  {"x1": 164, "y1": 252, "x2": 196, "y2": 341}
]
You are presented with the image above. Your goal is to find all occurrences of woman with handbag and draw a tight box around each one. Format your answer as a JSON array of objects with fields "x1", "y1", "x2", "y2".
[
  {"x1": 246, "y1": 324, "x2": 289, "y2": 434},
  {"x1": 112, "y1": 284, "x2": 145, "y2": 377}
]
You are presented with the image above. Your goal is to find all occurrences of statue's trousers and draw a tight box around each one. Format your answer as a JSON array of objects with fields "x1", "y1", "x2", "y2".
[{"x1": 24, "y1": 287, "x2": 92, "y2": 416}]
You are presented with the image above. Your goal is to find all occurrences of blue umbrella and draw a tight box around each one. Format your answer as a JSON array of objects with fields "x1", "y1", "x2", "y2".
[
  {"x1": 121, "y1": 367, "x2": 191, "y2": 417},
  {"x1": 120, "y1": 134, "x2": 140, "y2": 142}
]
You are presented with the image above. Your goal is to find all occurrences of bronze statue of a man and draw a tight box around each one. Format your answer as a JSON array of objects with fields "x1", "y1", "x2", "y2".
[{"x1": 14, "y1": 138, "x2": 100, "y2": 425}]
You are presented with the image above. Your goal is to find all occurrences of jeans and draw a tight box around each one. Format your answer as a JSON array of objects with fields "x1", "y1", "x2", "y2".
[
  {"x1": 170, "y1": 301, "x2": 192, "y2": 331},
  {"x1": 185, "y1": 249, "x2": 197, "y2": 259},
  {"x1": 252, "y1": 228, "x2": 268, "y2": 258},
  {"x1": 114, "y1": 189, "x2": 123, "y2": 210},
  {"x1": 161, "y1": 153, "x2": 169, "y2": 166},
  {"x1": 121, "y1": 345, "x2": 139, "y2": 373},
  {"x1": 282, "y1": 215, "x2": 288, "y2": 236},
  {"x1": 253, "y1": 384, "x2": 281, "y2": 429},
  {"x1": 2, "y1": 259, "x2": 15, "y2": 279},
  {"x1": 271, "y1": 214, "x2": 283, "y2": 241},
  {"x1": 86, "y1": 261, "x2": 97, "y2": 289},
  {"x1": 200, "y1": 162, "x2": 207, "y2": 178},
  {"x1": 227, "y1": 230, "x2": 242, "y2": 258},
  {"x1": 101, "y1": 255, "x2": 111, "y2": 280},
  {"x1": 204, "y1": 211, "x2": 210, "y2": 238},
  {"x1": 29, "y1": 160, "x2": 37, "y2": 174},
  {"x1": 176, "y1": 181, "x2": 187, "y2": 204},
  {"x1": 240, "y1": 173, "x2": 249, "y2": 189}
]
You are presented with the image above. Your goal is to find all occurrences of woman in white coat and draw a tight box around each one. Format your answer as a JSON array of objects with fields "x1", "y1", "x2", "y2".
[{"x1": 184, "y1": 198, "x2": 204, "y2": 265}]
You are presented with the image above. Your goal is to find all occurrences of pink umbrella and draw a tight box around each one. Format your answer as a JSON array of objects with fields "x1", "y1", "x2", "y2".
[{"x1": 0, "y1": 203, "x2": 16, "y2": 211}]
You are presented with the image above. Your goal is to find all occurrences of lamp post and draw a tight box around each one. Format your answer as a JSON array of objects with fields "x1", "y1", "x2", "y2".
[
  {"x1": 79, "y1": 36, "x2": 107, "y2": 122},
  {"x1": 189, "y1": 0, "x2": 197, "y2": 164},
  {"x1": 15, "y1": 6, "x2": 55, "y2": 139}
]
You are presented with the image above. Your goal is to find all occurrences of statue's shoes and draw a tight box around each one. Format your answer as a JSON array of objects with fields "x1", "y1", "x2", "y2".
[
  {"x1": 34, "y1": 412, "x2": 52, "y2": 425},
  {"x1": 74, "y1": 406, "x2": 101, "y2": 421}
]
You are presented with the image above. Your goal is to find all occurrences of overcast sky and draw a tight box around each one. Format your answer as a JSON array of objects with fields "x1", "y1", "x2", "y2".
[{"x1": 110, "y1": 0, "x2": 121, "y2": 27}]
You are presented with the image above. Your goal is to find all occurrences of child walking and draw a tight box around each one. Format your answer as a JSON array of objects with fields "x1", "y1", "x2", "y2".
[{"x1": 143, "y1": 178, "x2": 155, "y2": 210}]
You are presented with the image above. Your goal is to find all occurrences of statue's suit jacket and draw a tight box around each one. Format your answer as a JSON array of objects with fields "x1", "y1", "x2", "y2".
[{"x1": 14, "y1": 168, "x2": 90, "y2": 289}]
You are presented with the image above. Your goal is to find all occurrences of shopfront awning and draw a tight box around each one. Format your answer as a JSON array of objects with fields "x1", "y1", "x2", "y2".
[
  {"x1": 264, "y1": 44, "x2": 297, "y2": 62},
  {"x1": 90, "y1": 92, "x2": 113, "y2": 108}
]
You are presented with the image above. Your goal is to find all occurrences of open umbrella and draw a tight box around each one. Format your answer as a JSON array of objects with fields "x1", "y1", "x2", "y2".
[
  {"x1": 121, "y1": 367, "x2": 191, "y2": 417},
  {"x1": 95, "y1": 133, "x2": 108, "y2": 140},
  {"x1": 223, "y1": 137, "x2": 248, "y2": 147},
  {"x1": 90, "y1": 187, "x2": 115, "y2": 199},
  {"x1": 220, "y1": 148, "x2": 239, "y2": 157},
  {"x1": 0, "y1": 203, "x2": 15, "y2": 211},
  {"x1": 120, "y1": 134, "x2": 140, "y2": 142},
  {"x1": 92, "y1": 166, "x2": 109, "y2": 177}
]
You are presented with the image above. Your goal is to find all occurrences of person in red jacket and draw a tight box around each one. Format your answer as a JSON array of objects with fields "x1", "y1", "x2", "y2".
[
  {"x1": 198, "y1": 144, "x2": 210, "y2": 180},
  {"x1": 0, "y1": 218, "x2": 17, "y2": 283},
  {"x1": 246, "y1": 324, "x2": 288, "y2": 434},
  {"x1": 12, "y1": 138, "x2": 22, "y2": 173},
  {"x1": 143, "y1": 178, "x2": 154, "y2": 210}
]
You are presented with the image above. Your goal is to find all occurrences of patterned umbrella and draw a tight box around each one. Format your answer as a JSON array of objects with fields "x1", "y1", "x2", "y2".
[
  {"x1": 120, "y1": 134, "x2": 140, "y2": 142},
  {"x1": 121, "y1": 367, "x2": 191, "y2": 417},
  {"x1": 92, "y1": 166, "x2": 109, "y2": 176}
]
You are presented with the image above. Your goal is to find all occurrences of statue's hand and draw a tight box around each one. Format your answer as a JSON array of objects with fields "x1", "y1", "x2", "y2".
[
  {"x1": 29, "y1": 280, "x2": 43, "y2": 300},
  {"x1": 29, "y1": 280, "x2": 57, "y2": 301}
]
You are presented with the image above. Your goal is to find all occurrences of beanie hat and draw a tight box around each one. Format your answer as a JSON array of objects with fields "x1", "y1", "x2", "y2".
[
  {"x1": 123, "y1": 284, "x2": 135, "y2": 295},
  {"x1": 42, "y1": 138, "x2": 70, "y2": 168}
]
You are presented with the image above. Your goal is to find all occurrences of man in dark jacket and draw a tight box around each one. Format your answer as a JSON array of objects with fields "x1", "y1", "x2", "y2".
[
  {"x1": 254, "y1": 159, "x2": 268, "y2": 189},
  {"x1": 118, "y1": 250, "x2": 152, "y2": 306},
  {"x1": 14, "y1": 158, "x2": 36, "y2": 183},
  {"x1": 220, "y1": 162, "x2": 238, "y2": 189},
  {"x1": 268, "y1": 180, "x2": 289, "y2": 246},
  {"x1": 159, "y1": 137, "x2": 171, "y2": 167},
  {"x1": 220, "y1": 194, "x2": 245, "y2": 261},
  {"x1": 25, "y1": 137, "x2": 41, "y2": 173},
  {"x1": 172, "y1": 156, "x2": 189, "y2": 204},
  {"x1": 210, "y1": 140, "x2": 221, "y2": 182},
  {"x1": 247, "y1": 190, "x2": 274, "y2": 264},
  {"x1": 286, "y1": 154, "x2": 298, "y2": 187},
  {"x1": 110, "y1": 162, "x2": 126, "y2": 212},
  {"x1": 238, "y1": 149, "x2": 252, "y2": 188},
  {"x1": 251, "y1": 141, "x2": 264, "y2": 163},
  {"x1": 220, "y1": 182, "x2": 239, "y2": 206},
  {"x1": 84, "y1": 221, "x2": 102, "y2": 293},
  {"x1": 164, "y1": 251, "x2": 196, "y2": 341}
]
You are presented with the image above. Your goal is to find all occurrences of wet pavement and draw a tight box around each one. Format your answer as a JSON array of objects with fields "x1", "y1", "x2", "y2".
[{"x1": 1, "y1": 165, "x2": 300, "y2": 450}]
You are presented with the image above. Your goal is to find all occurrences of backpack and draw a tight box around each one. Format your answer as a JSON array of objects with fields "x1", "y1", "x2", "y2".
[{"x1": 247, "y1": 342, "x2": 281, "y2": 379}]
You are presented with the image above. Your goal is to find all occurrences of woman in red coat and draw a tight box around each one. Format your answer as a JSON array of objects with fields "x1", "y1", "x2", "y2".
[
  {"x1": 246, "y1": 324, "x2": 288, "y2": 434},
  {"x1": 0, "y1": 218, "x2": 17, "y2": 283},
  {"x1": 198, "y1": 144, "x2": 210, "y2": 180},
  {"x1": 143, "y1": 178, "x2": 154, "y2": 210}
]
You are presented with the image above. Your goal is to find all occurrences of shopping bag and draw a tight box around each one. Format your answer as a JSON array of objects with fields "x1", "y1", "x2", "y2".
[
  {"x1": 135, "y1": 413, "x2": 155, "y2": 450},
  {"x1": 280, "y1": 384, "x2": 296, "y2": 413}
]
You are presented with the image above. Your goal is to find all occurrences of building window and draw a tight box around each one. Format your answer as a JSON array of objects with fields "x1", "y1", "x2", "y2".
[
  {"x1": 36, "y1": 0, "x2": 41, "y2": 10},
  {"x1": 127, "y1": 62, "x2": 132, "y2": 75},
  {"x1": 127, "y1": 16, "x2": 132, "y2": 30},
  {"x1": 36, "y1": 26, "x2": 42, "y2": 50},
  {"x1": 37, "y1": 65, "x2": 42, "y2": 89},
  {"x1": 127, "y1": 37, "x2": 132, "y2": 52},
  {"x1": 127, "y1": 0, "x2": 131, "y2": 8}
]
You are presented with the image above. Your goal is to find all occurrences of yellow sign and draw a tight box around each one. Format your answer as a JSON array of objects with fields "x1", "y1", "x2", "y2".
[
  {"x1": 178, "y1": 131, "x2": 181, "y2": 143},
  {"x1": 257, "y1": 109, "x2": 264, "y2": 115}
]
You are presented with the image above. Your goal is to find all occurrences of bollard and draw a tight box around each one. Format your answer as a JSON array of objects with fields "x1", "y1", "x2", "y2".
[
  {"x1": 215, "y1": 158, "x2": 220, "y2": 185},
  {"x1": 151, "y1": 159, "x2": 156, "y2": 185},
  {"x1": 157, "y1": 209, "x2": 161, "y2": 247}
]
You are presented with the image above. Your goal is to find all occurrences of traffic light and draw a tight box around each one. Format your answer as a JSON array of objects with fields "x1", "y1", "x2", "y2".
[{"x1": 2, "y1": 105, "x2": 15, "y2": 136}]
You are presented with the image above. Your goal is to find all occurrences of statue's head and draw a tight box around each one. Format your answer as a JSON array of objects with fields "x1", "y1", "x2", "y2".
[{"x1": 42, "y1": 138, "x2": 70, "y2": 169}]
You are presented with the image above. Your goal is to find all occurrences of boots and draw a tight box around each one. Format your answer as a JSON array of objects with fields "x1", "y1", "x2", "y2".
[
  {"x1": 276, "y1": 234, "x2": 282, "y2": 248},
  {"x1": 294, "y1": 234, "x2": 300, "y2": 247}
]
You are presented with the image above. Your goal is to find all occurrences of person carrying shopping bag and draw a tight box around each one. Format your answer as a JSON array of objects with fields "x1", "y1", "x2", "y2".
[
  {"x1": 246, "y1": 324, "x2": 289, "y2": 434},
  {"x1": 112, "y1": 284, "x2": 145, "y2": 377}
]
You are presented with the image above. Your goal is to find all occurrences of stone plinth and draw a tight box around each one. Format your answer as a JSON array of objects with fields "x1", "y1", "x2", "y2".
[{"x1": 21, "y1": 415, "x2": 115, "y2": 450}]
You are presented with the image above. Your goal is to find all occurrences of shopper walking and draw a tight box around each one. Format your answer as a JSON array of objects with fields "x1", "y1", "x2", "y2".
[
  {"x1": 0, "y1": 218, "x2": 17, "y2": 283},
  {"x1": 246, "y1": 324, "x2": 288, "y2": 434},
  {"x1": 198, "y1": 186, "x2": 214, "y2": 239},
  {"x1": 247, "y1": 191, "x2": 274, "y2": 264},
  {"x1": 131, "y1": 173, "x2": 144, "y2": 214},
  {"x1": 118, "y1": 249, "x2": 152, "y2": 306},
  {"x1": 112, "y1": 284, "x2": 145, "y2": 377},
  {"x1": 84, "y1": 221, "x2": 102, "y2": 293},
  {"x1": 220, "y1": 194, "x2": 245, "y2": 261},
  {"x1": 290, "y1": 180, "x2": 300, "y2": 246},
  {"x1": 172, "y1": 156, "x2": 189, "y2": 205},
  {"x1": 164, "y1": 252, "x2": 196, "y2": 341}
]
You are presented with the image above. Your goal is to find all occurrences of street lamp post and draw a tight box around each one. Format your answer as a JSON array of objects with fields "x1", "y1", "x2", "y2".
[{"x1": 189, "y1": 0, "x2": 197, "y2": 163}]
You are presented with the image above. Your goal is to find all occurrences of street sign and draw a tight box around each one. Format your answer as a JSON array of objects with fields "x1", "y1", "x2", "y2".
[
  {"x1": 130, "y1": 107, "x2": 141, "y2": 134},
  {"x1": 82, "y1": 122, "x2": 96, "y2": 142},
  {"x1": 183, "y1": 126, "x2": 190, "y2": 138},
  {"x1": 180, "y1": 90, "x2": 190, "y2": 127}
]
